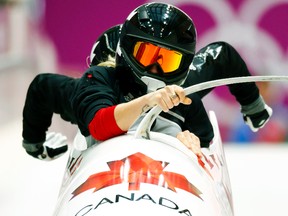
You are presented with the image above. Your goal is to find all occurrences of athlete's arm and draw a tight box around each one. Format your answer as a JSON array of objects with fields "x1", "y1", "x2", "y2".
[{"x1": 89, "y1": 85, "x2": 191, "y2": 140}]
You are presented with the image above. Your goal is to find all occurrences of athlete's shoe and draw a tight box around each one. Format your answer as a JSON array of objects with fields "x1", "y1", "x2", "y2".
[{"x1": 243, "y1": 104, "x2": 273, "y2": 132}]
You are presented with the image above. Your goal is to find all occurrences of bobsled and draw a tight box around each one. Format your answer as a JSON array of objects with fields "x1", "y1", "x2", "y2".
[
  {"x1": 52, "y1": 76, "x2": 288, "y2": 216},
  {"x1": 53, "y1": 108, "x2": 234, "y2": 216}
]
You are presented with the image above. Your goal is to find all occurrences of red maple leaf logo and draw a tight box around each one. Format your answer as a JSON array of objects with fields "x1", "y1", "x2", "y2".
[{"x1": 71, "y1": 152, "x2": 202, "y2": 200}]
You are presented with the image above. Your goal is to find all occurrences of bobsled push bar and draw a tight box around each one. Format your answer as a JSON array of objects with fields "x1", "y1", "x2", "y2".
[{"x1": 134, "y1": 75, "x2": 288, "y2": 139}]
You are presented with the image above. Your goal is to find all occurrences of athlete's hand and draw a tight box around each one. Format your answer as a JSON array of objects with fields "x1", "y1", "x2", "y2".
[
  {"x1": 176, "y1": 130, "x2": 202, "y2": 157},
  {"x1": 22, "y1": 132, "x2": 68, "y2": 161},
  {"x1": 146, "y1": 85, "x2": 192, "y2": 112}
]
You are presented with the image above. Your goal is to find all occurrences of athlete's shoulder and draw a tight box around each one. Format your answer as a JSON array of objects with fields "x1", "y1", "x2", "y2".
[{"x1": 83, "y1": 66, "x2": 115, "y2": 79}]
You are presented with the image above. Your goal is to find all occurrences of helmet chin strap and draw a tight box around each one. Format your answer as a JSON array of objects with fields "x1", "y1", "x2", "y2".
[{"x1": 141, "y1": 76, "x2": 166, "y2": 93}]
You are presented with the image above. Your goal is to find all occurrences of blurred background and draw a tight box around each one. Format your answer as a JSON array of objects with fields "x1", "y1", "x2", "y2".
[{"x1": 0, "y1": 0, "x2": 287, "y2": 215}]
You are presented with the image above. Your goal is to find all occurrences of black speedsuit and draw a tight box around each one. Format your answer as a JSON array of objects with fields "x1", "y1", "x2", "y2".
[{"x1": 22, "y1": 42, "x2": 259, "y2": 148}]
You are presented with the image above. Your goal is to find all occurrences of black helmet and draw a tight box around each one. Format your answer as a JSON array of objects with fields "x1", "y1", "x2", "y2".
[
  {"x1": 89, "y1": 24, "x2": 121, "y2": 66},
  {"x1": 116, "y1": 2, "x2": 197, "y2": 89}
]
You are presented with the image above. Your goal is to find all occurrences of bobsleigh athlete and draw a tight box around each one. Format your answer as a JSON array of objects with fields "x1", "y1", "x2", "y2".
[
  {"x1": 21, "y1": 24, "x2": 122, "y2": 161},
  {"x1": 22, "y1": 3, "x2": 272, "y2": 161}
]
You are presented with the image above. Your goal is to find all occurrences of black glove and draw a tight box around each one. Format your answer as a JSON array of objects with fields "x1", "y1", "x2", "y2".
[{"x1": 22, "y1": 132, "x2": 68, "y2": 161}]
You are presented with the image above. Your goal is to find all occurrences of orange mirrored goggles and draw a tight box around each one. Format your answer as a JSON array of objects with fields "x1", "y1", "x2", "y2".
[{"x1": 132, "y1": 41, "x2": 183, "y2": 73}]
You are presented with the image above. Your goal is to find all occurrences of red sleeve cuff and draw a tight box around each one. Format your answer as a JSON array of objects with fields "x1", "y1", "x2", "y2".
[{"x1": 88, "y1": 105, "x2": 126, "y2": 141}]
